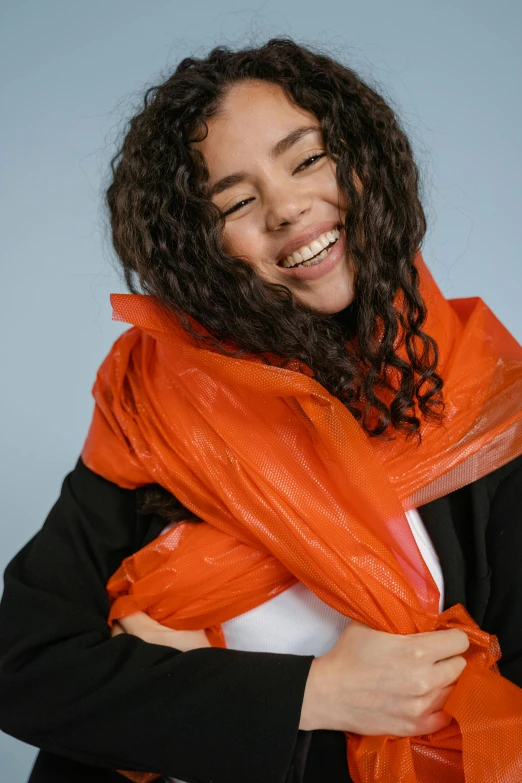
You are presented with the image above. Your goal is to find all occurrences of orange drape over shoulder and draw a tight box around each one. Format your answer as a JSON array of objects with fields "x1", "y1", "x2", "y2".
[{"x1": 82, "y1": 252, "x2": 522, "y2": 782}]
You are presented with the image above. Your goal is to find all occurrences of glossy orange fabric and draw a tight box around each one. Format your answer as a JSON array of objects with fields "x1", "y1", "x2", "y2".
[{"x1": 82, "y1": 251, "x2": 522, "y2": 782}]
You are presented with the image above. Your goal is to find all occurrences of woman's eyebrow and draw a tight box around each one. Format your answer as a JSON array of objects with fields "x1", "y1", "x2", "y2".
[{"x1": 208, "y1": 124, "x2": 322, "y2": 197}]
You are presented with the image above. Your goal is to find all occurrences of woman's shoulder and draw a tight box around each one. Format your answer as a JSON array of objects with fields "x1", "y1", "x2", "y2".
[
  {"x1": 72, "y1": 456, "x2": 170, "y2": 550},
  {"x1": 474, "y1": 452, "x2": 522, "y2": 497}
]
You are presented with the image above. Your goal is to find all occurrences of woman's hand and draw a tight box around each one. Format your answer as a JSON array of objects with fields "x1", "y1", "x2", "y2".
[
  {"x1": 300, "y1": 620, "x2": 469, "y2": 737},
  {"x1": 110, "y1": 611, "x2": 211, "y2": 652}
]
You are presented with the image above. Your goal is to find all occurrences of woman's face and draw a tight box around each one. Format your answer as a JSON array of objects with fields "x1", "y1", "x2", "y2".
[{"x1": 193, "y1": 79, "x2": 355, "y2": 313}]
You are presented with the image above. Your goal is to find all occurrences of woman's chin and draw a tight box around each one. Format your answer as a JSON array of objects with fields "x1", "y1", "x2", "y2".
[{"x1": 296, "y1": 262, "x2": 355, "y2": 314}]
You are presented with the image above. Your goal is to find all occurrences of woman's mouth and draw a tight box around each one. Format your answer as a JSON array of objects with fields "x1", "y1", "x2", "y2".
[
  {"x1": 276, "y1": 225, "x2": 346, "y2": 282},
  {"x1": 278, "y1": 226, "x2": 341, "y2": 269}
]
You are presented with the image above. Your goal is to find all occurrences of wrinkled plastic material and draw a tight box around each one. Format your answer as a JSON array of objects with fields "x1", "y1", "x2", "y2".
[{"x1": 82, "y1": 252, "x2": 522, "y2": 782}]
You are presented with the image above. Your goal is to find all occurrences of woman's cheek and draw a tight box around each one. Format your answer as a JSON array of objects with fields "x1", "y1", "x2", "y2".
[{"x1": 223, "y1": 224, "x2": 261, "y2": 266}]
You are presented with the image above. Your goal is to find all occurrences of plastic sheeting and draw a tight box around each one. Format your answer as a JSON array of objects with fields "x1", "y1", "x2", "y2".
[{"x1": 82, "y1": 251, "x2": 522, "y2": 782}]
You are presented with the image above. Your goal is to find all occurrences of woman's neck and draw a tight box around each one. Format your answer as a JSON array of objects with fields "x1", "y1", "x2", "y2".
[{"x1": 329, "y1": 300, "x2": 358, "y2": 340}]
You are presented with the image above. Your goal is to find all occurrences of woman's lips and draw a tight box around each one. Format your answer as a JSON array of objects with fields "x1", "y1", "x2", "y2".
[{"x1": 276, "y1": 226, "x2": 346, "y2": 281}]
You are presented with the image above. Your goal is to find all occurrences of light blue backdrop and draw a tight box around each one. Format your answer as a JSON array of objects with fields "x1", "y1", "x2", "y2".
[{"x1": 1, "y1": 0, "x2": 521, "y2": 779}]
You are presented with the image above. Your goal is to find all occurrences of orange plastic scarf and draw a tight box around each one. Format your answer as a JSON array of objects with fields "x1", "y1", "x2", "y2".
[{"x1": 82, "y1": 251, "x2": 522, "y2": 782}]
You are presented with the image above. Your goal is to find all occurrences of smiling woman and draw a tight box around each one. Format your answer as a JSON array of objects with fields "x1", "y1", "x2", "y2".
[
  {"x1": 198, "y1": 90, "x2": 352, "y2": 307},
  {"x1": 1, "y1": 36, "x2": 522, "y2": 783},
  {"x1": 107, "y1": 41, "x2": 439, "y2": 442},
  {"x1": 194, "y1": 89, "x2": 354, "y2": 311}
]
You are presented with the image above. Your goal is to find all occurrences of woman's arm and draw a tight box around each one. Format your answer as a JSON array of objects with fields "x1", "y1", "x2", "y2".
[
  {"x1": 0, "y1": 458, "x2": 314, "y2": 783},
  {"x1": 482, "y1": 454, "x2": 522, "y2": 686}
]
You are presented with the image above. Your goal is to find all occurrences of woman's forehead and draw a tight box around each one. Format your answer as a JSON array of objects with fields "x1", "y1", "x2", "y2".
[{"x1": 193, "y1": 81, "x2": 320, "y2": 172}]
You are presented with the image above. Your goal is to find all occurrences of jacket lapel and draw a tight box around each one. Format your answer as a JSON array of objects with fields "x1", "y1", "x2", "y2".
[{"x1": 417, "y1": 494, "x2": 467, "y2": 612}]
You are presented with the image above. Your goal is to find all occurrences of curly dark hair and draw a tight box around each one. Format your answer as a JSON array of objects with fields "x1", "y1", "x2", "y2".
[{"x1": 106, "y1": 36, "x2": 445, "y2": 524}]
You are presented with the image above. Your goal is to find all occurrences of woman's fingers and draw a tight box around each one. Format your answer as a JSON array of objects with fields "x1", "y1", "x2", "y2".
[
  {"x1": 432, "y1": 654, "x2": 467, "y2": 688},
  {"x1": 411, "y1": 709, "x2": 453, "y2": 737},
  {"x1": 412, "y1": 628, "x2": 470, "y2": 662},
  {"x1": 109, "y1": 611, "x2": 211, "y2": 651},
  {"x1": 117, "y1": 610, "x2": 162, "y2": 636},
  {"x1": 419, "y1": 684, "x2": 455, "y2": 716}
]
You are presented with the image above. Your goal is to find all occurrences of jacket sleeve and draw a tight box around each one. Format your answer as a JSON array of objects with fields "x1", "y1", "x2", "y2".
[
  {"x1": 482, "y1": 453, "x2": 522, "y2": 687},
  {"x1": 0, "y1": 458, "x2": 315, "y2": 783}
]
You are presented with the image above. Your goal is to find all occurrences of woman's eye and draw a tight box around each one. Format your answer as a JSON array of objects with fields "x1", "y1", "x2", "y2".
[
  {"x1": 222, "y1": 154, "x2": 327, "y2": 217},
  {"x1": 223, "y1": 198, "x2": 254, "y2": 217},
  {"x1": 295, "y1": 153, "x2": 327, "y2": 172}
]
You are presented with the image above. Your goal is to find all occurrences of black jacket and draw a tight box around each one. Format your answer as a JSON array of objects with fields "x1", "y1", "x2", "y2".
[{"x1": 1, "y1": 454, "x2": 521, "y2": 783}]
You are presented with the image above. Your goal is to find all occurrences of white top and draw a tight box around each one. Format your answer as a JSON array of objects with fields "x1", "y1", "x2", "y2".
[
  {"x1": 161, "y1": 508, "x2": 444, "y2": 656},
  {"x1": 221, "y1": 508, "x2": 444, "y2": 655}
]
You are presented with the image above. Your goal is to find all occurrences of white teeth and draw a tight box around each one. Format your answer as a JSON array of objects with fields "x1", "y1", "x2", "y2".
[
  {"x1": 301, "y1": 247, "x2": 330, "y2": 267},
  {"x1": 281, "y1": 227, "x2": 340, "y2": 268}
]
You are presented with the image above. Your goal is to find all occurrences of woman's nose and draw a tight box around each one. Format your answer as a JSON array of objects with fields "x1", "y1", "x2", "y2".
[{"x1": 264, "y1": 183, "x2": 312, "y2": 230}]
